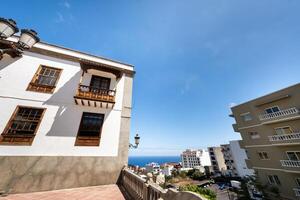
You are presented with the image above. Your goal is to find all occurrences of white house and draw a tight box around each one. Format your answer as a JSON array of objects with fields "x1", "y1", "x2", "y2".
[
  {"x1": 145, "y1": 162, "x2": 161, "y2": 174},
  {"x1": 0, "y1": 36, "x2": 135, "y2": 194}
]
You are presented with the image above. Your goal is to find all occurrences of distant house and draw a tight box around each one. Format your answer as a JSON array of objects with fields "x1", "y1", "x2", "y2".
[{"x1": 0, "y1": 36, "x2": 135, "y2": 194}]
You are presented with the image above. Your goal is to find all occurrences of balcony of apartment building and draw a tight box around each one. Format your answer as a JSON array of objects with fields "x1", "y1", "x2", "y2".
[
  {"x1": 258, "y1": 106, "x2": 300, "y2": 124},
  {"x1": 280, "y1": 152, "x2": 300, "y2": 171},
  {"x1": 74, "y1": 62, "x2": 121, "y2": 109},
  {"x1": 268, "y1": 126, "x2": 300, "y2": 145},
  {"x1": 294, "y1": 188, "x2": 300, "y2": 197}
]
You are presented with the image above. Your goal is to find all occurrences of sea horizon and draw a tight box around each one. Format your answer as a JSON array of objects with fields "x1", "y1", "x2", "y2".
[{"x1": 128, "y1": 155, "x2": 181, "y2": 167}]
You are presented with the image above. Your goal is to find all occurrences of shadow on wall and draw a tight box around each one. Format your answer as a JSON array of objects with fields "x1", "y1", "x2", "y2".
[
  {"x1": 0, "y1": 55, "x2": 21, "y2": 71},
  {"x1": 44, "y1": 70, "x2": 116, "y2": 137}
]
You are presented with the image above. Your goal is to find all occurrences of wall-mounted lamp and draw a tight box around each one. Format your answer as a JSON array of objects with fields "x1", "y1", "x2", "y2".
[
  {"x1": 129, "y1": 133, "x2": 140, "y2": 149},
  {"x1": 0, "y1": 17, "x2": 40, "y2": 60}
]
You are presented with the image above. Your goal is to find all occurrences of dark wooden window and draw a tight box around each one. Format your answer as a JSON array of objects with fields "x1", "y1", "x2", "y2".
[
  {"x1": 27, "y1": 65, "x2": 62, "y2": 93},
  {"x1": 90, "y1": 75, "x2": 111, "y2": 90},
  {"x1": 0, "y1": 106, "x2": 45, "y2": 145},
  {"x1": 75, "y1": 112, "x2": 104, "y2": 146}
]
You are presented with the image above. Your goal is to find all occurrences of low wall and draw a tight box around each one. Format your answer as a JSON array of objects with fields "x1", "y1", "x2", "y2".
[{"x1": 0, "y1": 156, "x2": 124, "y2": 194}]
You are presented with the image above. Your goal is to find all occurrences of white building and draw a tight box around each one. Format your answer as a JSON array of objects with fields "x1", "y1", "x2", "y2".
[
  {"x1": 181, "y1": 149, "x2": 211, "y2": 168},
  {"x1": 208, "y1": 146, "x2": 227, "y2": 175},
  {"x1": 145, "y1": 162, "x2": 161, "y2": 174},
  {"x1": 161, "y1": 165, "x2": 174, "y2": 176},
  {"x1": 0, "y1": 36, "x2": 135, "y2": 194},
  {"x1": 228, "y1": 140, "x2": 254, "y2": 178}
]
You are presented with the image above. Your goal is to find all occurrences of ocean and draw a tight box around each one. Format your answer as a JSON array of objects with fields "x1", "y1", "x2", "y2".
[{"x1": 128, "y1": 156, "x2": 180, "y2": 167}]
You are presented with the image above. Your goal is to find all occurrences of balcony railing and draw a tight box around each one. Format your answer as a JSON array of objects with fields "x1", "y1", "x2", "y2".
[
  {"x1": 76, "y1": 85, "x2": 116, "y2": 102},
  {"x1": 280, "y1": 160, "x2": 300, "y2": 168},
  {"x1": 268, "y1": 132, "x2": 300, "y2": 142},
  {"x1": 120, "y1": 168, "x2": 204, "y2": 200},
  {"x1": 259, "y1": 107, "x2": 299, "y2": 121},
  {"x1": 294, "y1": 188, "x2": 300, "y2": 197}
]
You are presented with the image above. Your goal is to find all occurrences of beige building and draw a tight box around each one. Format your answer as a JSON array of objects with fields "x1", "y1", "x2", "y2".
[
  {"x1": 208, "y1": 147, "x2": 226, "y2": 175},
  {"x1": 231, "y1": 83, "x2": 300, "y2": 200}
]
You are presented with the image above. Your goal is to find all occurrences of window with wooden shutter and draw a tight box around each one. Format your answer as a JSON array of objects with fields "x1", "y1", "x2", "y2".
[
  {"x1": 0, "y1": 106, "x2": 45, "y2": 145},
  {"x1": 27, "y1": 65, "x2": 62, "y2": 93},
  {"x1": 75, "y1": 112, "x2": 104, "y2": 146}
]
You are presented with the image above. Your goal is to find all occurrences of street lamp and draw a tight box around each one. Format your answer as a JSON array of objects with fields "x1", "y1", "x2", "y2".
[
  {"x1": 0, "y1": 17, "x2": 40, "y2": 60},
  {"x1": 129, "y1": 133, "x2": 140, "y2": 149},
  {"x1": 0, "y1": 18, "x2": 18, "y2": 39}
]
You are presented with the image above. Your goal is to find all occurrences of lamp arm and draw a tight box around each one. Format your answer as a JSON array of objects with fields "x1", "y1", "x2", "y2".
[{"x1": 129, "y1": 143, "x2": 138, "y2": 149}]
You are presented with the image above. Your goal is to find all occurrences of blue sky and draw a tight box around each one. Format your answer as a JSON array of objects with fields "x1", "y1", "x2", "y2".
[{"x1": 2, "y1": 0, "x2": 300, "y2": 156}]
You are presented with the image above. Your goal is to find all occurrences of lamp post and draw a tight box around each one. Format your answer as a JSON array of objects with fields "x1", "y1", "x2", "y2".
[
  {"x1": 0, "y1": 17, "x2": 40, "y2": 60},
  {"x1": 129, "y1": 133, "x2": 140, "y2": 149}
]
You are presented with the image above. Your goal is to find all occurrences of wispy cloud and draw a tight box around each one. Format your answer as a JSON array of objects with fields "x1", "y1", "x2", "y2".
[
  {"x1": 59, "y1": 1, "x2": 71, "y2": 9},
  {"x1": 180, "y1": 75, "x2": 199, "y2": 95},
  {"x1": 54, "y1": 1, "x2": 74, "y2": 23},
  {"x1": 63, "y1": 1, "x2": 71, "y2": 9},
  {"x1": 55, "y1": 12, "x2": 65, "y2": 23}
]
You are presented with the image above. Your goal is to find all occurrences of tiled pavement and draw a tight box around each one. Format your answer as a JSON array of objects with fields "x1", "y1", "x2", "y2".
[{"x1": 0, "y1": 184, "x2": 126, "y2": 200}]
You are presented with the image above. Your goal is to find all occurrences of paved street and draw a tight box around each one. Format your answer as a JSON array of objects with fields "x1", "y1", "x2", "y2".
[
  {"x1": 208, "y1": 184, "x2": 237, "y2": 200},
  {"x1": 0, "y1": 185, "x2": 126, "y2": 200}
]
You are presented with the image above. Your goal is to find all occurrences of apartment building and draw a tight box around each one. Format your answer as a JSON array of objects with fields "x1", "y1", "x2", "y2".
[
  {"x1": 181, "y1": 149, "x2": 211, "y2": 168},
  {"x1": 0, "y1": 36, "x2": 134, "y2": 194},
  {"x1": 221, "y1": 140, "x2": 254, "y2": 178},
  {"x1": 208, "y1": 147, "x2": 227, "y2": 175},
  {"x1": 231, "y1": 83, "x2": 300, "y2": 200}
]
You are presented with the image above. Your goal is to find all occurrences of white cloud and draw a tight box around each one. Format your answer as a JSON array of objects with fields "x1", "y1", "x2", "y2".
[
  {"x1": 55, "y1": 12, "x2": 65, "y2": 23},
  {"x1": 229, "y1": 102, "x2": 237, "y2": 108},
  {"x1": 64, "y1": 1, "x2": 71, "y2": 9},
  {"x1": 180, "y1": 75, "x2": 199, "y2": 95}
]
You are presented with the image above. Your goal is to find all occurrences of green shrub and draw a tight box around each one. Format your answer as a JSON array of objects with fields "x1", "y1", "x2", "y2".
[{"x1": 179, "y1": 184, "x2": 216, "y2": 200}]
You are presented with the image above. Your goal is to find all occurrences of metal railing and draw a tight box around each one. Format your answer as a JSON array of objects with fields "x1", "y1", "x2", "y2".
[
  {"x1": 280, "y1": 160, "x2": 300, "y2": 168},
  {"x1": 120, "y1": 168, "x2": 204, "y2": 200},
  {"x1": 294, "y1": 188, "x2": 300, "y2": 197},
  {"x1": 75, "y1": 85, "x2": 116, "y2": 103},
  {"x1": 259, "y1": 107, "x2": 299, "y2": 121},
  {"x1": 268, "y1": 132, "x2": 300, "y2": 142}
]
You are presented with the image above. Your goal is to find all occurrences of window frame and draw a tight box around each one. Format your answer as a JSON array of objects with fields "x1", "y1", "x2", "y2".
[
  {"x1": 267, "y1": 175, "x2": 281, "y2": 185},
  {"x1": 296, "y1": 178, "x2": 300, "y2": 187},
  {"x1": 90, "y1": 75, "x2": 111, "y2": 90},
  {"x1": 27, "y1": 65, "x2": 63, "y2": 94},
  {"x1": 249, "y1": 131, "x2": 260, "y2": 139},
  {"x1": 274, "y1": 126, "x2": 293, "y2": 135},
  {"x1": 286, "y1": 151, "x2": 300, "y2": 161},
  {"x1": 264, "y1": 106, "x2": 280, "y2": 114},
  {"x1": 240, "y1": 112, "x2": 253, "y2": 122},
  {"x1": 75, "y1": 112, "x2": 105, "y2": 146},
  {"x1": 0, "y1": 105, "x2": 46, "y2": 145},
  {"x1": 258, "y1": 151, "x2": 270, "y2": 160}
]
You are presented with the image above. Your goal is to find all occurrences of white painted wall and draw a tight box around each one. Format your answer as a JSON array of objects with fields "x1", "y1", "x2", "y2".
[
  {"x1": 0, "y1": 51, "x2": 125, "y2": 156},
  {"x1": 229, "y1": 140, "x2": 254, "y2": 177},
  {"x1": 200, "y1": 150, "x2": 212, "y2": 166}
]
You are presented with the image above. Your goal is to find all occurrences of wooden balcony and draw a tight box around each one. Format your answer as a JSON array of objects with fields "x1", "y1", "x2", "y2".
[{"x1": 74, "y1": 85, "x2": 116, "y2": 109}]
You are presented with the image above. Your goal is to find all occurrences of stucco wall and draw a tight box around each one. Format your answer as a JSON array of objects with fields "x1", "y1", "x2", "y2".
[
  {"x1": 229, "y1": 140, "x2": 254, "y2": 177},
  {"x1": 0, "y1": 52, "x2": 125, "y2": 156},
  {"x1": 0, "y1": 51, "x2": 134, "y2": 193}
]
